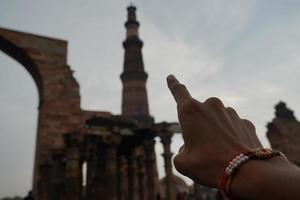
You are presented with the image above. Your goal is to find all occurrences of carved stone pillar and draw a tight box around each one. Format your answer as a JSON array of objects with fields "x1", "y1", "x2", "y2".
[
  {"x1": 127, "y1": 148, "x2": 139, "y2": 200},
  {"x1": 118, "y1": 155, "x2": 129, "y2": 200},
  {"x1": 103, "y1": 135, "x2": 121, "y2": 200},
  {"x1": 160, "y1": 130, "x2": 174, "y2": 200},
  {"x1": 85, "y1": 135, "x2": 103, "y2": 200},
  {"x1": 86, "y1": 134, "x2": 120, "y2": 200},
  {"x1": 137, "y1": 149, "x2": 146, "y2": 200},
  {"x1": 143, "y1": 138, "x2": 156, "y2": 200},
  {"x1": 64, "y1": 134, "x2": 83, "y2": 200}
]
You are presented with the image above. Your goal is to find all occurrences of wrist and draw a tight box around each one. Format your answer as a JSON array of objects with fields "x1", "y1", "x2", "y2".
[{"x1": 231, "y1": 156, "x2": 300, "y2": 200}]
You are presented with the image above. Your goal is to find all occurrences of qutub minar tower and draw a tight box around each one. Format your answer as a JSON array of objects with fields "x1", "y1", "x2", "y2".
[{"x1": 121, "y1": 5, "x2": 153, "y2": 125}]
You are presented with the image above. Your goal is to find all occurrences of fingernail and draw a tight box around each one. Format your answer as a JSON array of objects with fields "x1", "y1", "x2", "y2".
[{"x1": 167, "y1": 74, "x2": 177, "y2": 82}]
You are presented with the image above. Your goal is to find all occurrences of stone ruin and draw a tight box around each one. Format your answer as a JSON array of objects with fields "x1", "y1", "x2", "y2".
[
  {"x1": 0, "y1": 5, "x2": 192, "y2": 200},
  {"x1": 267, "y1": 101, "x2": 300, "y2": 166},
  {"x1": 1, "y1": 4, "x2": 300, "y2": 200}
]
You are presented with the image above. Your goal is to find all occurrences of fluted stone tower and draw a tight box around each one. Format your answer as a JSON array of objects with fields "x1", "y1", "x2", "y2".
[{"x1": 120, "y1": 5, "x2": 153, "y2": 125}]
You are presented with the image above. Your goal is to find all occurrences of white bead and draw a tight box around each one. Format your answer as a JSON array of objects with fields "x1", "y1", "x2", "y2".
[
  {"x1": 224, "y1": 153, "x2": 253, "y2": 178},
  {"x1": 225, "y1": 169, "x2": 230, "y2": 175}
]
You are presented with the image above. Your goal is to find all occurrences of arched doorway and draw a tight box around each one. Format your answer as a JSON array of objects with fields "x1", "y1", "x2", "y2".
[{"x1": 0, "y1": 52, "x2": 38, "y2": 197}]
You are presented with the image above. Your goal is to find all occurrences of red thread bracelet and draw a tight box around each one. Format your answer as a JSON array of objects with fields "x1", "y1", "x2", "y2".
[{"x1": 220, "y1": 148, "x2": 286, "y2": 199}]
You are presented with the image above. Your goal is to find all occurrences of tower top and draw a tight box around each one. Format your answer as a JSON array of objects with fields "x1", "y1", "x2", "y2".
[
  {"x1": 127, "y1": 3, "x2": 136, "y2": 11},
  {"x1": 125, "y1": 4, "x2": 139, "y2": 28}
]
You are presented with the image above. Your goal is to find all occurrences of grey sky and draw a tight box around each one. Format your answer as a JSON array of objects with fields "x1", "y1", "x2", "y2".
[{"x1": 1, "y1": 0, "x2": 300, "y2": 197}]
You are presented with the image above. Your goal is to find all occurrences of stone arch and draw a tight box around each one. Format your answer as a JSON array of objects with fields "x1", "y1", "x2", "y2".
[
  {"x1": 0, "y1": 32, "x2": 43, "y2": 104},
  {"x1": 0, "y1": 27, "x2": 83, "y2": 198}
]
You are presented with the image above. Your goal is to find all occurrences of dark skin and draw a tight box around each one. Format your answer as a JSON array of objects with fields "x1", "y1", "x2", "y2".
[{"x1": 167, "y1": 74, "x2": 300, "y2": 200}]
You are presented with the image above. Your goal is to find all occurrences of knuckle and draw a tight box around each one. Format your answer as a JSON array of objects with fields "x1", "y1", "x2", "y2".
[
  {"x1": 204, "y1": 97, "x2": 224, "y2": 109},
  {"x1": 226, "y1": 107, "x2": 239, "y2": 117},
  {"x1": 242, "y1": 119, "x2": 256, "y2": 131},
  {"x1": 173, "y1": 154, "x2": 189, "y2": 175},
  {"x1": 226, "y1": 107, "x2": 235, "y2": 113}
]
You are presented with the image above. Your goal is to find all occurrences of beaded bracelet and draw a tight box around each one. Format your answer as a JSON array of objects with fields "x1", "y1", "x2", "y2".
[{"x1": 220, "y1": 148, "x2": 286, "y2": 199}]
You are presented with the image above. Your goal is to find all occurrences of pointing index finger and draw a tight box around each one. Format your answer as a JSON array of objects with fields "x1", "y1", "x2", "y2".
[{"x1": 167, "y1": 75, "x2": 192, "y2": 105}]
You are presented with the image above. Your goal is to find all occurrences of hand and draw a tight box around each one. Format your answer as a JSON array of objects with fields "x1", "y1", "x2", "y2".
[{"x1": 166, "y1": 74, "x2": 263, "y2": 188}]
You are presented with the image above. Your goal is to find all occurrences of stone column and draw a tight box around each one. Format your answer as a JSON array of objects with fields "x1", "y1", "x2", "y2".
[
  {"x1": 103, "y1": 134, "x2": 121, "y2": 200},
  {"x1": 137, "y1": 149, "x2": 146, "y2": 200},
  {"x1": 85, "y1": 136, "x2": 103, "y2": 200},
  {"x1": 117, "y1": 155, "x2": 129, "y2": 200},
  {"x1": 86, "y1": 134, "x2": 120, "y2": 200},
  {"x1": 127, "y1": 148, "x2": 139, "y2": 200},
  {"x1": 143, "y1": 138, "x2": 156, "y2": 200},
  {"x1": 160, "y1": 130, "x2": 174, "y2": 200},
  {"x1": 64, "y1": 134, "x2": 83, "y2": 200}
]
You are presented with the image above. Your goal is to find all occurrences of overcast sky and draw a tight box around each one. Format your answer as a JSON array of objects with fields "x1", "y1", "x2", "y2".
[{"x1": 1, "y1": 0, "x2": 300, "y2": 197}]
